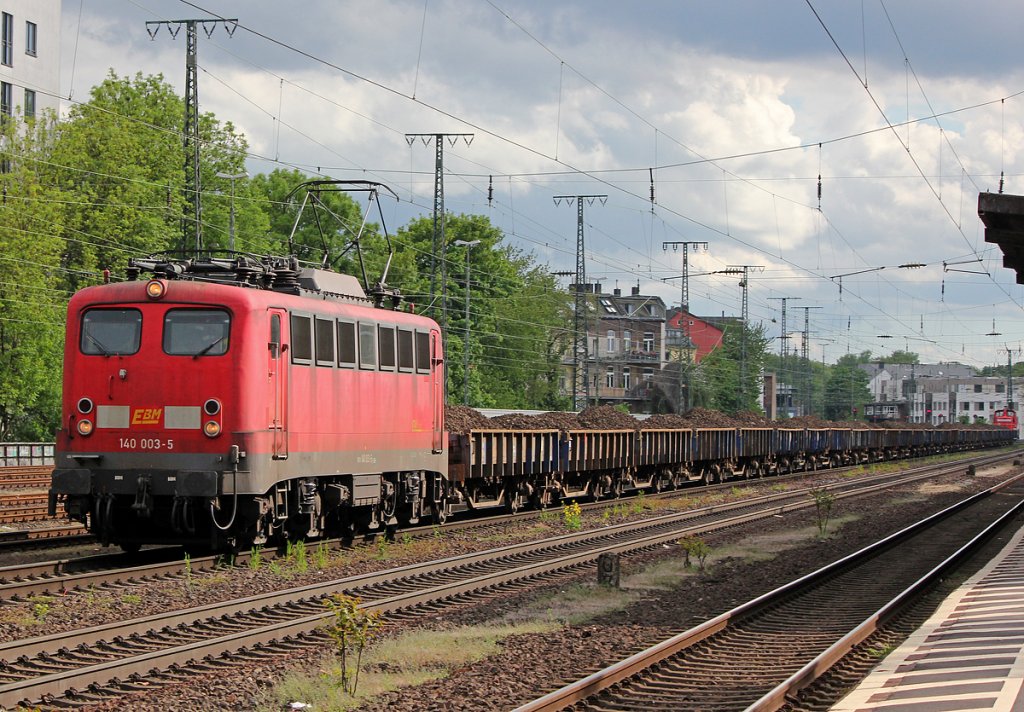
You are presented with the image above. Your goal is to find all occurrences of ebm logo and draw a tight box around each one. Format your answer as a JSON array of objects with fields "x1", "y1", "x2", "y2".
[{"x1": 131, "y1": 408, "x2": 163, "y2": 426}]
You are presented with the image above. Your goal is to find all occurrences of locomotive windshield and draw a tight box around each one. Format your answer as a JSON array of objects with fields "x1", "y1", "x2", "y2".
[
  {"x1": 80, "y1": 308, "x2": 142, "y2": 355},
  {"x1": 164, "y1": 309, "x2": 231, "y2": 357}
]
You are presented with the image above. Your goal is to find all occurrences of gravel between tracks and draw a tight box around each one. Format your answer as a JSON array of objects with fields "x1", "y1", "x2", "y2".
[{"x1": 18, "y1": 462, "x2": 1022, "y2": 712}]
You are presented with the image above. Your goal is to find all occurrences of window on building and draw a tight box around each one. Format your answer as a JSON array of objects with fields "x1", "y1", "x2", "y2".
[
  {"x1": 623, "y1": 330, "x2": 631, "y2": 352},
  {"x1": 24, "y1": 20, "x2": 35, "y2": 57},
  {"x1": 607, "y1": 330, "x2": 616, "y2": 353},
  {"x1": 960, "y1": 402, "x2": 969, "y2": 412},
  {"x1": 606, "y1": 367, "x2": 615, "y2": 388},
  {"x1": 643, "y1": 332, "x2": 654, "y2": 352},
  {"x1": 974, "y1": 384, "x2": 982, "y2": 393},
  {"x1": 643, "y1": 368, "x2": 653, "y2": 382},
  {"x1": 0, "y1": 82, "x2": 10, "y2": 119},
  {"x1": 1, "y1": 13, "x2": 12, "y2": 66},
  {"x1": 622, "y1": 367, "x2": 631, "y2": 389},
  {"x1": 996, "y1": 384, "x2": 1005, "y2": 393},
  {"x1": 23, "y1": 88, "x2": 33, "y2": 119},
  {"x1": 975, "y1": 402, "x2": 984, "y2": 411}
]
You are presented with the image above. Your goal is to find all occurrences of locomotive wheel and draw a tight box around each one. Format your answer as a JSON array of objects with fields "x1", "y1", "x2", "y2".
[{"x1": 380, "y1": 478, "x2": 398, "y2": 520}]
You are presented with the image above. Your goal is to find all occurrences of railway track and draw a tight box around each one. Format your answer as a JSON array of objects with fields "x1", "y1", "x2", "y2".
[
  {"x1": 0, "y1": 449, "x2": 1009, "y2": 602},
  {"x1": 0, "y1": 451, "x2": 1016, "y2": 709},
  {"x1": 514, "y1": 475, "x2": 1024, "y2": 711},
  {"x1": 0, "y1": 466, "x2": 51, "y2": 490}
]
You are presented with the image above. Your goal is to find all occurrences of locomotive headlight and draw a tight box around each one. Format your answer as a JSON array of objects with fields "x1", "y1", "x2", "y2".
[
  {"x1": 203, "y1": 420, "x2": 221, "y2": 437},
  {"x1": 145, "y1": 279, "x2": 166, "y2": 299},
  {"x1": 76, "y1": 418, "x2": 94, "y2": 436},
  {"x1": 77, "y1": 397, "x2": 94, "y2": 414},
  {"x1": 203, "y1": 399, "x2": 221, "y2": 416}
]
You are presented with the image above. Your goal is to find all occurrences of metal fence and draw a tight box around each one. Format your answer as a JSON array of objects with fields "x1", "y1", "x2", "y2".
[{"x1": 1, "y1": 442, "x2": 55, "y2": 467}]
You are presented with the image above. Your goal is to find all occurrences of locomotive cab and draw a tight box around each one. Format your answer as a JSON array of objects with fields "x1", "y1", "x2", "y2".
[{"x1": 50, "y1": 278, "x2": 242, "y2": 549}]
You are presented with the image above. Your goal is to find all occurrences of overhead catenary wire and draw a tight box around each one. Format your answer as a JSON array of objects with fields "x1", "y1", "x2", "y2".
[{"x1": 25, "y1": 0, "x2": 1024, "y2": 366}]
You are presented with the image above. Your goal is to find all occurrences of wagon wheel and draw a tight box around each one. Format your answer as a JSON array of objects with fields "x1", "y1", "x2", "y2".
[
  {"x1": 505, "y1": 492, "x2": 520, "y2": 514},
  {"x1": 431, "y1": 499, "x2": 448, "y2": 525}
]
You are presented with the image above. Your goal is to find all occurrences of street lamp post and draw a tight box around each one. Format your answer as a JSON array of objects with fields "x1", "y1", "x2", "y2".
[
  {"x1": 215, "y1": 171, "x2": 247, "y2": 251},
  {"x1": 453, "y1": 239, "x2": 480, "y2": 405}
]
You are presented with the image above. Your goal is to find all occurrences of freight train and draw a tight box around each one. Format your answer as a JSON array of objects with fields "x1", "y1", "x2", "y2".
[
  {"x1": 46, "y1": 251, "x2": 1015, "y2": 550},
  {"x1": 46, "y1": 182, "x2": 1015, "y2": 550}
]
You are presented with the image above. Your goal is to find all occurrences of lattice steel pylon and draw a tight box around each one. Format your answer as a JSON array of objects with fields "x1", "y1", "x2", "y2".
[
  {"x1": 799, "y1": 306, "x2": 822, "y2": 415},
  {"x1": 405, "y1": 133, "x2": 473, "y2": 399},
  {"x1": 146, "y1": 18, "x2": 237, "y2": 255},
  {"x1": 663, "y1": 241, "x2": 708, "y2": 412},
  {"x1": 725, "y1": 264, "x2": 763, "y2": 405},
  {"x1": 555, "y1": 194, "x2": 606, "y2": 411},
  {"x1": 768, "y1": 296, "x2": 799, "y2": 413}
]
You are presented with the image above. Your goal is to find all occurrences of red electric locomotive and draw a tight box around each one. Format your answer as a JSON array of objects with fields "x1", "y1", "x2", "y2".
[{"x1": 49, "y1": 182, "x2": 449, "y2": 550}]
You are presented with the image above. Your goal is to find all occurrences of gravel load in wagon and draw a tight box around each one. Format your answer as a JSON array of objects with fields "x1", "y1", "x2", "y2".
[
  {"x1": 445, "y1": 405, "x2": 493, "y2": 434},
  {"x1": 577, "y1": 405, "x2": 641, "y2": 430},
  {"x1": 487, "y1": 411, "x2": 581, "y2": 430}
]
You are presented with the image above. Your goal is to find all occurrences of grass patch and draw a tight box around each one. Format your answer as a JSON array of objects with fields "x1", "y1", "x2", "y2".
[
  {"x1": 621, "y1": 557, "x2": 697, "y2": 590},
  {"x1": 263, "y1": 622, "x2": 558, "y2": 711},
  {"x1": 498, "y1": 582, "x2": 637, "y2": 625},
  {"x1": 716, "y1": 513, "x2": 862, "y2": 563}
]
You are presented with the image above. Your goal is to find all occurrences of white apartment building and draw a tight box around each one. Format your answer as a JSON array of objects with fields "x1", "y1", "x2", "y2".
[{"x1": 0, "y1": 0, "x2": 60, "y2": 121}]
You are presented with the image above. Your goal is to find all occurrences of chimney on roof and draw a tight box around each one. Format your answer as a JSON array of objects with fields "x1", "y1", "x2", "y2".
[
  {"x1": 631, "y1": 285, "x2": 640, "y2": 296},
  {"x1": 613, "y1": 288, "x2": 621, "y2": 296}
]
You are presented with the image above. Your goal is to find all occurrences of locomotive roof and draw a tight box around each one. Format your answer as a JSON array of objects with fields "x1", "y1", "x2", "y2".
[{"x1": 122, "y1": 254, "x2": 372, "y2": 302}]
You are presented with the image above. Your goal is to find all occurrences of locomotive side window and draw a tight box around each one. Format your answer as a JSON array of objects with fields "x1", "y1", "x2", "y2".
[
  {"x1": 290, "y1": 314, "x2": 313, "y2": 363},
  {"x1": 81, "y1": 308, "x2": 142, "y2": 355},
  {"x1": 398, "y1": 329, "x2": 414, "y2": 372},
  {"x1": 337, "y1": 320, "x2": 356, "y2": 368},
  {"x1": 358, "y1": 322, "x2": 377, "y2": 369},
  {"x1": 269, "y1": 314, "x2": 281, "y2": 357},
  {"x1": 315, "y1": 317, "x2": 335, "y2": 366},
  {"x1": 163, "y1": 309, "x2": 230, "y2": 356},
  {"x1": 378, "y1": 326, "x2": 396, "y2": 371},
  {"x1": 415, "y1": 330, "x2": 431, "y2": 374}
]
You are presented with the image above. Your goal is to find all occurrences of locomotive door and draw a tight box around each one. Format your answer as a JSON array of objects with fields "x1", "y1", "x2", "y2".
[
  {"x1": 269, "y1": 310, "x2": 289, "y2": 459},
  {"x1": 431, "y1": 329, "x2": 444, "y2": 453}
]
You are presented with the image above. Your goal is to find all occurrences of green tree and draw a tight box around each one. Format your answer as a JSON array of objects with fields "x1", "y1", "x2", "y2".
[
  {"x1": 0, "y1": 111, "x2": 66, "y2": 439},
  {"x1": 695, "y1": 320, "x2": 770, "y2": 414},
  {"x1": 881, "y1": 349, "x2": 919, "y2": 364},
  {"x1": 50, "y1": 71, "x2": 266, "y2": 285},
  {"x1": 824, "y1": 358, "x2": 872, "y2": 420},
  {"x1": 394, "y1": 213, "x2": 570, "y2": 408}
]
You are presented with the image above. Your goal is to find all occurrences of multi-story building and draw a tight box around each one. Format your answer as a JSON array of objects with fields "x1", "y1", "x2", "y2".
[
  {"x1": 665, "y1": 308, "x2": 724, "y2": 364},
  {"x1": 561, "y1": 284, "x2": 668, "y2": 412},
  {"x1": 861, "y1": 361, "x2": 1022, "y2": 433},
  {"x1": 0, "y1": 0, "x2": 60, "y2": 122}
]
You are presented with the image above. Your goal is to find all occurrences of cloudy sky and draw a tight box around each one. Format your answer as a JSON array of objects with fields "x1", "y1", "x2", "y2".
[{"x1": 59, "y1": 0, "x2": 1024, "y2": 368}]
